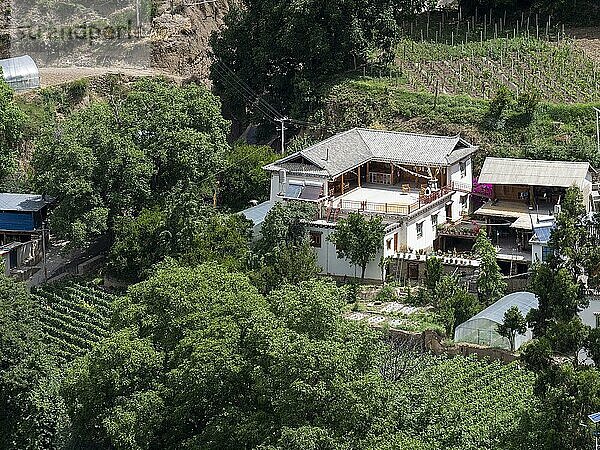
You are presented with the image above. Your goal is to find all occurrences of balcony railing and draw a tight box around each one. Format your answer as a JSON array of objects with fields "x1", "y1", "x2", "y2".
[
  {"x1": 340, "y1": 199, "x2": 421, "y2": 215},
  {"x1": 340, "y1": 185, "x2": 453, "y2": 216}
]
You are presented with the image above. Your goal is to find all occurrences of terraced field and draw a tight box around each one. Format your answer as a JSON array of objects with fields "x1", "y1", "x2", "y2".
[
  {"x1": 31, "y1": 281, "x2": 119, "y2": 364},
  {"x1": 396, "y1": 37, "x2": 600, "y2": 103}
]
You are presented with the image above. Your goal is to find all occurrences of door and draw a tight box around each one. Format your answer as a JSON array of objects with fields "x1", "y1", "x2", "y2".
[{"x1": 445, "y1": 202, "x2": 453, "y2": 221}]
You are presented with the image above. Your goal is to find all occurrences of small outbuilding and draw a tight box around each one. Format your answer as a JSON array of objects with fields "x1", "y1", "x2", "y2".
[
  {"x1": 454, "y1": 291, "x2": 538, "y2": 350},
  {"x1": 0, "y1": 55, "x2": 41, "y2": 91},
  {"x1": 240, "y1": 200, "x2": 276, "y2": 237},
  {"x1": 0, "y1": 193, "x2": 54, "y2": 239}
]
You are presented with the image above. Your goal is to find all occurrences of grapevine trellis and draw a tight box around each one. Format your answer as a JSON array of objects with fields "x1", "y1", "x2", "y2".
[
  {"x1": 31, "y1": 281, "x2": 118, "y2": 364},
  {"x1": 394, "y1": 36, "x2": 599, "y2": 104},
  {"x1": 397, "y1": 354, "x2": 535, "y2": 447}
]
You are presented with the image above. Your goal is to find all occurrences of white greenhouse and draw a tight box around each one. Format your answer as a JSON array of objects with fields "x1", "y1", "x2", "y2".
[
  {"x1": 454, "y1": 292, "x2": 538, "y2": 351},
  {"x1": 0, "y1": 55, "x2": 40, "y2": 91}
]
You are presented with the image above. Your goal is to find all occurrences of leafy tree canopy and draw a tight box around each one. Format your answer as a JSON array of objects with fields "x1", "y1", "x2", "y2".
[
  {"x1": 33, "y1": 78, "x2": 229, "y2": 248},
  {"x1": 219, "y1": 143, "x2": 279, "y2": 211},
  {"x1": 0, "y1": 78, "x2": 27, "y2": 182},
  {"x1": 497, "y1": 306, "x2": 527, "y2": 352},
  {"x1": 328, "y1": 212, "x2": 384, "y2": 280},
  {"x1": 473, "y1": 229, "x2": 506, "y2": 306},
  {"x1": 210, "y1": 0, "x2": 429, "y2": 120},
  {"x1": 68, "y1": 263, "x2": 390, "y2": 448}
]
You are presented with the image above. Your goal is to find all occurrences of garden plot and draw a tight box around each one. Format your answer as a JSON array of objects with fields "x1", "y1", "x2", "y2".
[{"x1": 345, "y1": 299, "x2": 443, "y2": 334}]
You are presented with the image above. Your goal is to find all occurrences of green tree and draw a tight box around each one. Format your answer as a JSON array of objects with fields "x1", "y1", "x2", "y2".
[
  {"x1": 257, "y1": 201, "x2": 317, "y2": 253},
  {"x1": 251, "y1": 240, "x2": 321, "y2": 293},
  {"x1": 62, "y1": 330, "x2": 165, "y2": 449},
  {"x1": 586, "y1": 327, "x2": 600, "y2": 366},
  {"x1": 548, "y1": 185, "x2": 589, "y2": 276},
  {"x1": 0, "y1": 78, "x2": 26, "y2": 182},
  {"x1": 545, "y1": 317, "x2": 589, "y2": 365},
  {"x1": 328, "y1": 212, "x2": 385, "y2": 281},
  {"x1": 71, "y1": 263, "x2": 391, "y2": 448},
  {"x1": 497, "y1": 306, "x2": 527, "y2": 352},
  {"x1": 516, "y1": 364, "x2": 600, "y2": 450},
  {"x1": 473, "y1": 229, "x2": 506, "y2": 305},
  {"x1": 33, "y1": 78, "x2": 229, "y2": 248},
  {"x1": 425, "y1": 256, "x2": 443, "y2": 293},
  {"x1": 484, "y1": 85, "x2": 513, "y2": 130},
  {"x1": 0, "y1": 276, "x2": 67, "y2": 449},
  {"x1": 219, "y1": 143, "x2": 279, "y2": 210},
  {"x1": 210, "y1": 0, "x2": 427, "y2": 119},
  {"x1": 250, "y1": 201, "x2": 320, "y2": 292},
  {"x1": 527, "y1": 262, "x2": 587, "y2": 338},
  {"x1": 107, "y1": 207, "x2": 168, "y2": 281},
  {"x1": 436, "y1": 275, "x2": 480, "y2": 336}
]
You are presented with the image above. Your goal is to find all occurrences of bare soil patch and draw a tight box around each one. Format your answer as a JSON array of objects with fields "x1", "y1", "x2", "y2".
[{"x1": 568, "y1": 27, "x2": 600, "y2": 63}]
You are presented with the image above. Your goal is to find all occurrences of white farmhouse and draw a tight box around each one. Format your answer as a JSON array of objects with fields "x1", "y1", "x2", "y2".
[{"x1": 245, "y1": 128, "x2": 477, "y2": 281}]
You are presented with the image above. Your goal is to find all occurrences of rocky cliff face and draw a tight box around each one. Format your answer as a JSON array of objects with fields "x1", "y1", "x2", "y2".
[
  {"x1": 1, "y1": 0, "x2": 237, "y2": 83},
  {"x1": 151, "y1": 0, "x2": 239, "y2": 80}
]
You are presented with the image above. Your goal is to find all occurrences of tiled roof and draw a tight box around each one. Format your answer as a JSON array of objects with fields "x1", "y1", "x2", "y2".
[
  {"x1": 265, "y1": 128, "x2": 477, "y2": 178},
  {"x1": 478, "y1": 157, "x2": 593, "y2": 188}
]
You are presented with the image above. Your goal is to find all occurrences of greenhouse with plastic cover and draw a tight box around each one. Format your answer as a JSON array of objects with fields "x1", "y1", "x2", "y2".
[
  {"x1": 0, "y1": 55, "x2": 40, "y2": 91},
  {"x1": 454, "y1": 291, "x2": 538, "y2": 351}
]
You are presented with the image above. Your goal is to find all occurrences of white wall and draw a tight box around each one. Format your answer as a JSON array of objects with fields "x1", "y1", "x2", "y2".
[
  {"x1": 579, "y1": 300, "x2": 600, "y2": 329},
  {"x1": 405, "y1": 204, "x2": 445, "y2": 251},
  {"x1": 269, "y1": 172, "x2": 328, "y2": 201},
  {"x1": 270, "y1": 173, "x2": 280, "y2": 200},
  {"x1": 309, "y1": 224, "x2": 384, "y2": 281},
  {"x1": 448, "y1": 158, "x2": 472, "y2": 221},
  {"x1": 531, "y1": 243, "x2": 543, "y2": 263}
]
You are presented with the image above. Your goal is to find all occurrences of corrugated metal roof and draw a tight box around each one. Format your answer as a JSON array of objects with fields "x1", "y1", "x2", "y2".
[
  {"x1": 459, "y1": 292, "x2": 538, "y2": 326},
  {"x1": 478, "y1": 157, "x2": 592, "y2": 188},
  {"x1": 0, "y1": 193, "x2": 52, "y2": 212},
  {"x1": 240, "y1": 200, "x2": 276, "y2": 225},
  {"x1": 266, "y1": 128, "x2": 477, "y2": 178}
]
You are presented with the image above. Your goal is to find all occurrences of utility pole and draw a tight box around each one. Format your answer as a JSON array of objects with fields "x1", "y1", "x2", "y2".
[
  {"x1": 279, "y1": 117, "x2": 288, "y2": 154},
  {"x1": 594, "y1": 107, "x2": 600, "y2": 154},
  {"x1": 41, "y1": 222, "x2": 48, "y2": 282}
]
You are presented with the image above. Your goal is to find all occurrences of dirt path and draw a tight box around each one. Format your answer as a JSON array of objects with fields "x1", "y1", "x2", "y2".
[
  {"x1": 38, "y1": 66, "x2": 180, "y2": 87},
  {"x1": 568, "y1": 27, "x2": 600, "y2": 63}
]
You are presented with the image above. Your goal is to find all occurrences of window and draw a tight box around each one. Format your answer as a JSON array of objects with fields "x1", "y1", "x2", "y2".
[
  {"x1": 596, "y1": 314, "x2": 600, "y2": 329},
  {"x1": 416, "y1": 221, "x2": 424, "y2": 239},
  {"x1": 541, "y1": 246, "x2": 553, "y2": 262},
  {"x1": 460, "y1": 195, "x2": 468, "y2": 211},
  {"x1": 309, "y1": 231, "x2": 322, "y2": 248},
  {"x1": 431, "y1": 214, "x2": 438, "y2": 228},
  {"x1": 386, "y1": 238, "x2": 392, "y2": 250},
  {"x1": 460, "y1": 161, "x2": 467, "y2": 178}
]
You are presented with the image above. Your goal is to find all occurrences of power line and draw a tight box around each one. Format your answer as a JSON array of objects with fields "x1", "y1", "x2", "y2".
[
  {"x1": 213, "y1": 59, "x2": 284, "y2": 120},
  {"x1": 211, "y1": 64, "x2": 280, "y2": 123}
]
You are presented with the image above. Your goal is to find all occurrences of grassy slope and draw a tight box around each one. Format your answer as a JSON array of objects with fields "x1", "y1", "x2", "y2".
[{"x1": 318, "y1": 77, "x2": 600, "y2": 171}]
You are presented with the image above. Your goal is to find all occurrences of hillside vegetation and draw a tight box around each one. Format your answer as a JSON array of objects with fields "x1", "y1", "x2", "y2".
[
  {"x1": 396, "y1": 37, "x2": 599, "y2": 103},
  {"x1": 317, "y1": 77, "x2": 599, "y2": 169}
]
